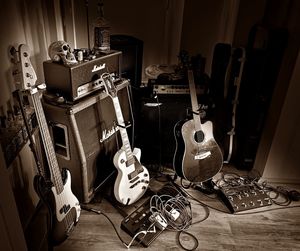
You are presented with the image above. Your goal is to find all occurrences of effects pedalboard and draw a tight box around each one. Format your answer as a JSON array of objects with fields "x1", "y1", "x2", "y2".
[
  {"x1": 217, "y1": 182, "x2": 272, "y2": 213},
  {"x1": 121, "y1": 198, "x2": 163, "y2": 247},
  {"x1": 121, "y1": 183, "x2": 185, "y2": 247}
]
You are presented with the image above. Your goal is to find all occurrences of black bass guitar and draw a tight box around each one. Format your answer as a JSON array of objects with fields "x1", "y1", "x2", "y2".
[
  {"x1": 13, "y1": 44, "x2": 81, "y2": 245},
  {"x1": 173, "y1": 69, "x2": 223, "y2": 183}
]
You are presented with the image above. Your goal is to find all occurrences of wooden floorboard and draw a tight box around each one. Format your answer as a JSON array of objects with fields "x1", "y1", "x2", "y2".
[{"x1": 54, "y1": 166, "x2": 300, "y2": 251}]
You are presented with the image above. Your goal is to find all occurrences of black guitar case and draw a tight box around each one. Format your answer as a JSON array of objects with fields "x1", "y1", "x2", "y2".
[
  {"x1": 209, "y1": 43, "x2": 232, "y2": 157},
  {"x1": 235, "y1": 24, "x2": 288, "y2": 169}
]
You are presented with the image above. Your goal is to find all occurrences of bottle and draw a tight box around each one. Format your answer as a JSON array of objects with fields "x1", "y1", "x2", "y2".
[{"x1": 93, "y1": 0, "x2": 110, "y2": 52}]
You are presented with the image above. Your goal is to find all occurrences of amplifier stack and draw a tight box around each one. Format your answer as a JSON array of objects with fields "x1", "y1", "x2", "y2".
[
  {"x1": 42, "y1": 79, "x2": 132, "y2": 203},
  {"x1": 42, "y1": 49, "x2": 135, "y2": 203}
]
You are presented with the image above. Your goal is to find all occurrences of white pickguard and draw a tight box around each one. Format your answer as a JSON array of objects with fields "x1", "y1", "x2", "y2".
[{"x1": 51, "y1": 170, "x2": 81, "y2": 222}]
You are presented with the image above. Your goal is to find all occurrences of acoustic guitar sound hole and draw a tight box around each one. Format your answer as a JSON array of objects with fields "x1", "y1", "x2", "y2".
[{"x1": 194, "y1": 130, "x2": 204, "y2": 143}]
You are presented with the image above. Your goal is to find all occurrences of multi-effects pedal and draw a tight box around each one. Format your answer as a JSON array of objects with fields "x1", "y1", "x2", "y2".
[
  {"x1": 217, "y1": 183, "x2": 272, "y2": 213},
  {"x1": 121, "y1": 198, "x2": 164, "y2": 247}
]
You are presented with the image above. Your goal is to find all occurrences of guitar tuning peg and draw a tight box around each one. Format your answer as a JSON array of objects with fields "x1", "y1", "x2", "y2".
[
  {"x1": 9, "y1": 46, "x2": 20, "y2": 65},
  {"x1": 10, "y1": 46, "x2": 17, "y2": 56}
]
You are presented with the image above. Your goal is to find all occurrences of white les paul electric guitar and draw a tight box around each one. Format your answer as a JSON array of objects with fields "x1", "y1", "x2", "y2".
[
  {"x1": 101, "y1": 73, "x2": 149, "y2": 205},
  {"x1": 13, "y1": 44, "x2": 80, "y2": 245}
]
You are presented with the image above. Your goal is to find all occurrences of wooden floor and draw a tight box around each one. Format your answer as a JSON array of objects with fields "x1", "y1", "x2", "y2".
[{"x1": 54, "y1": 166, "x2": 300, "y2": 251}]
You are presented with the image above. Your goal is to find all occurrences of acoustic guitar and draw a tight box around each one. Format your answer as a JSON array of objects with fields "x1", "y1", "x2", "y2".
[
  {"x1": 13, "y1": 44, "x2": 81, "y2": 245},
  {"x1": 101, "y1": 73, "x2": 149, "y2": 205},
  {"x1": 173, "y1": 69, "x2": 223, "y2": 183}
]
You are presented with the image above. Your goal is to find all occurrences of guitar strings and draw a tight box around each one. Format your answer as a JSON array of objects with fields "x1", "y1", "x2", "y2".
[
  {"x1": 188, "y1": 70, "x2": 202, "y2": 155},
  {"x1": 32, "y1": 92, "x2": 73, "y2": 234},
  {"x1": 32, "y1": 92, "x2": 67, "y2": 230},
  {"x1": 37, "y1": 91, "x2": 74, "y2": 233}
]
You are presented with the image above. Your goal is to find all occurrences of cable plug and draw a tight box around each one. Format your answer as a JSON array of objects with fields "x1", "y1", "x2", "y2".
[
  {"x1": 149, "y1": 212, "x2": 167, "y2": 230},
  {"x1": 167, "y1": 208, "x2": 180, "y2": 221},
  {"x1": 80, "y1": 204, "x2": 102, "y2": 214}
]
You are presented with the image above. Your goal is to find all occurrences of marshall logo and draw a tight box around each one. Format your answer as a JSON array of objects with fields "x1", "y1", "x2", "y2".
[
  {"x1": 100, "y1": 125, "x2": 119, "y2": 143},
  {"x1": 92, "y1": 63, "x2": 106, "y2": 73}
]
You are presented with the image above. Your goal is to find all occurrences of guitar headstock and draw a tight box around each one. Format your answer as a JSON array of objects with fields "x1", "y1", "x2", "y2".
[
  {"x1": 11, "y1": 44, "x2": 37, "y2": 92},
  {"x1": 101, "y1": 73, "x2": 117, "y2": 98}
]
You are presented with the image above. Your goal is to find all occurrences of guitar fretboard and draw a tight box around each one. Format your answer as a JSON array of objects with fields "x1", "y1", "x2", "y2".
[
  {"x1": 31, "y1": 89, "x2": 64, "y2": 193},
  {"x1": 188, "y1": 70, "x2": 202, "y2": 132},
  {"x1": 112, "y1": 97, "x2": 134, "y2": 166}
]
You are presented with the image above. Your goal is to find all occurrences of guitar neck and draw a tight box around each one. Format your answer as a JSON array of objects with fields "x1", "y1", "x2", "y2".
[
  {"x1": 187, "y1": 70, "x2": 201, "y2": 130},
  {"x1": 31, "y1": 89, "x2": 64, "y2": 193},
  {"x1": 112, "y1": 96, "x2": 134, "y2": 164}
]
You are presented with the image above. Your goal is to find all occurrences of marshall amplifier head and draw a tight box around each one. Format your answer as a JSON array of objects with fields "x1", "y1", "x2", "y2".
[{"x1": 43, "y1": 50, "x2": 122, "y2": 101}]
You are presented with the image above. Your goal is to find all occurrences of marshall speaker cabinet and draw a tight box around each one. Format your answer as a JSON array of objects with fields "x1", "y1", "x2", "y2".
[{"x1": 42, "y1": 80, "x2": 133, "y2": 203}]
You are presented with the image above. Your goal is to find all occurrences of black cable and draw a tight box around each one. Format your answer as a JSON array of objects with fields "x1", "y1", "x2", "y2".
[
  {"x1": 177, "y1": 230, "x2": 199, "y2": 251},
  {"x1": 80, "y1": 205, "x2": 128, "y2": 246},
  {"x1": 175, "y1": 185, "x2": 211, "y2": 251},
  {"x1": 152, "y1": 171, "x2": 170, "y2": 182},
  {"x1": 181, "y1": 187, "x2": 230, "y2": 214},
  {"x1": 191, "y1": 201, "x2": 210, "y2": 225},
  {"x1": 267, "y1": 186, "x2": 291, "y2": 206},
  {"x1": 160, "y1": 181, "x2": 211, "y2": 251}
]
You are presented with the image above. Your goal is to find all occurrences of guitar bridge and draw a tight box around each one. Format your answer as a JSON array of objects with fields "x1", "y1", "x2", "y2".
[
  {"x1": 195, "y1": 151, "x2": 211, "y2": 160},
  {"x1": 129, "y1": 176, "x2": 140, "y2": 184}
]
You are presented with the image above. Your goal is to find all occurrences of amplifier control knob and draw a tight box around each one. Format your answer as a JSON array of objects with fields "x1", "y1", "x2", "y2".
[{"x1": 249, "y1": 201, "x2": 255, "y2": 206}]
